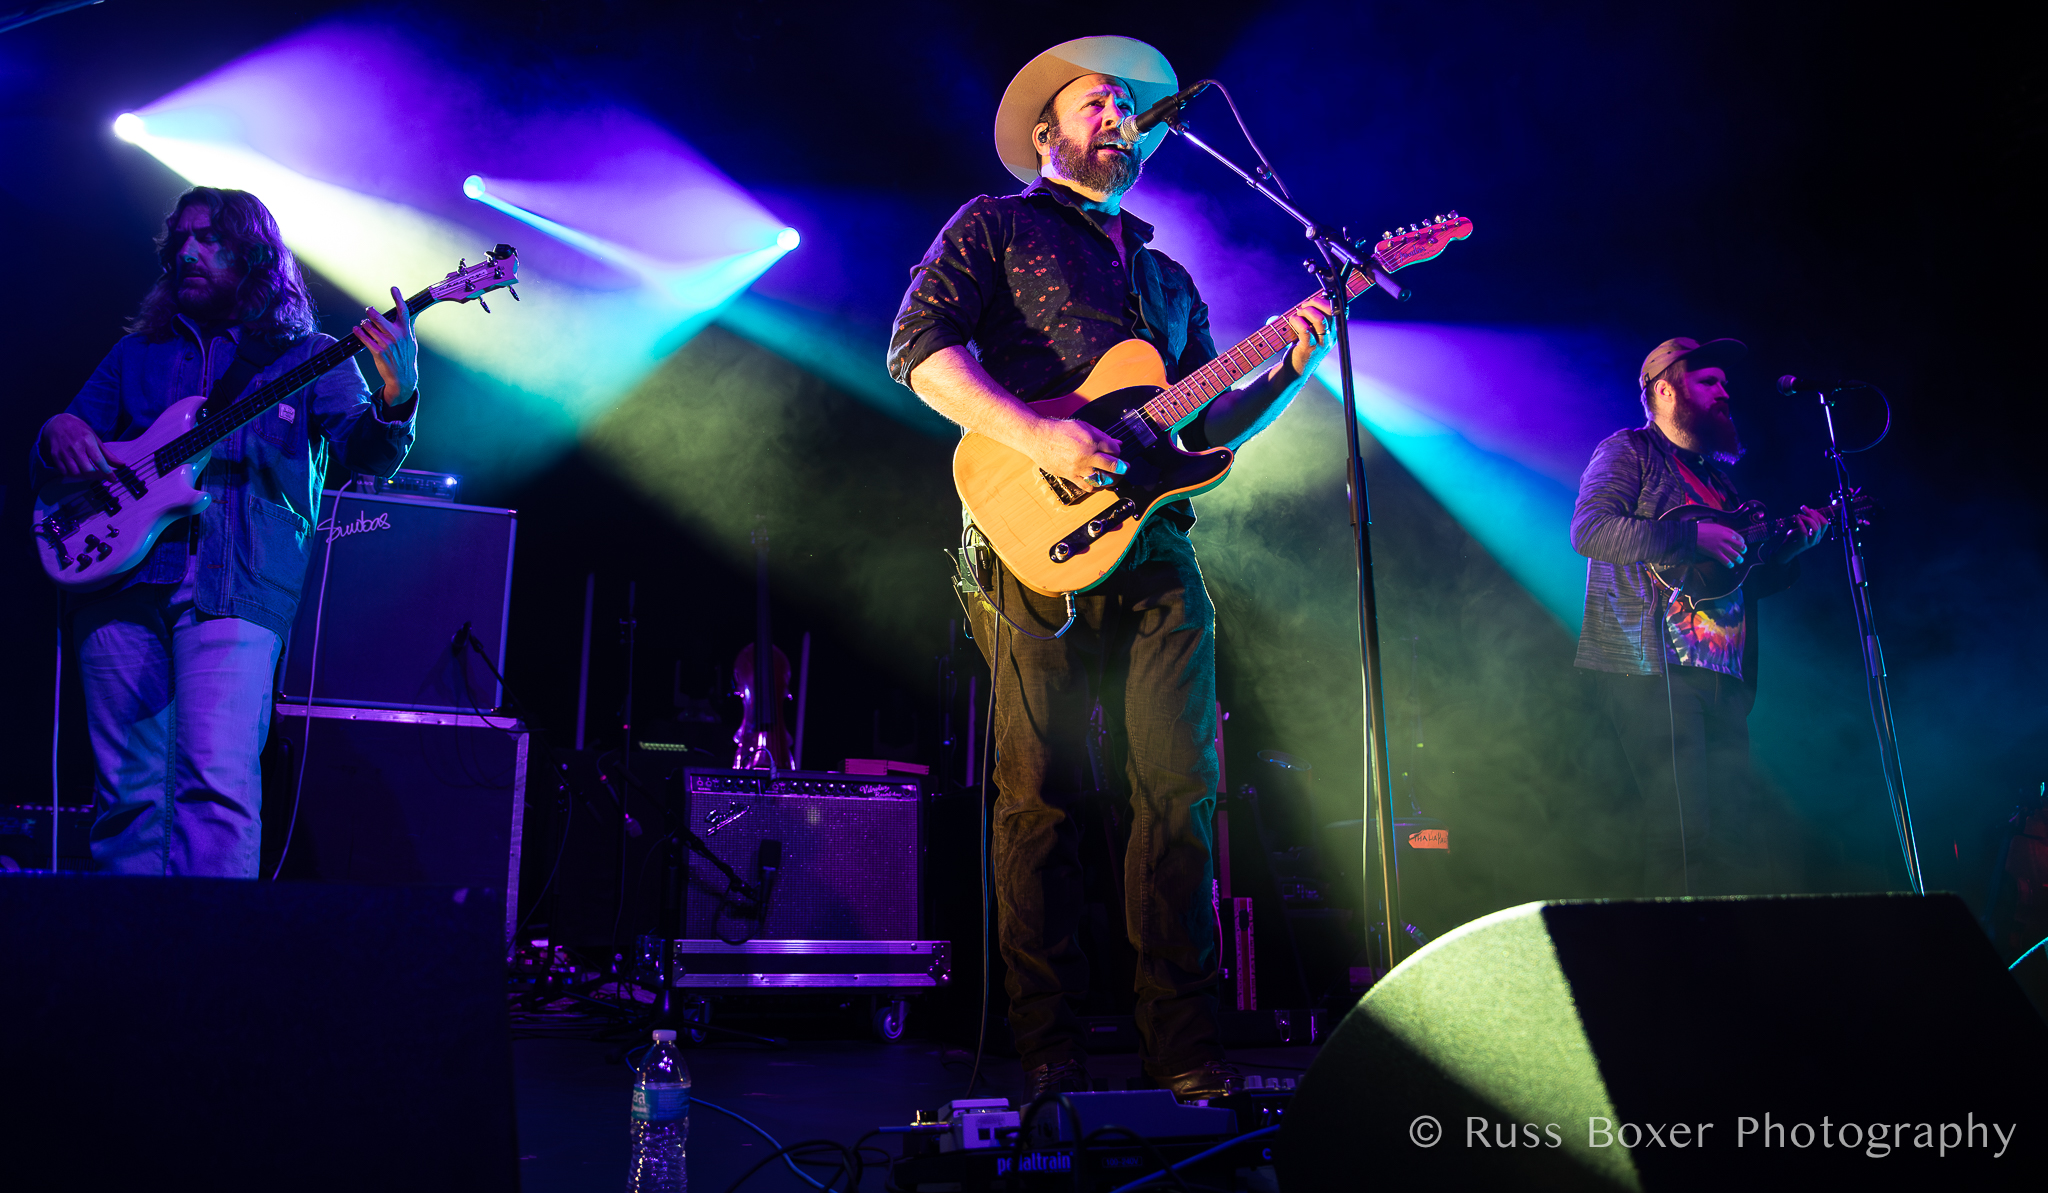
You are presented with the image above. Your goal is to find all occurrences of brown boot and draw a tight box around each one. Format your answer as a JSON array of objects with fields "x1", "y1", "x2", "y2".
[
  {"x1": 1026, "y1": 1057, "x2": 1091, "y2": 1099},
  {"x1": 1153, "y1": 1060, "x2": 1243, "y2": 1101}
]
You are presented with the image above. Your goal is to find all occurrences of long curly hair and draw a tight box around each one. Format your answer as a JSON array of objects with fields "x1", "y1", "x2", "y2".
[{"x1": 125, "y1": 187, "x2": 319, "y2": 342}]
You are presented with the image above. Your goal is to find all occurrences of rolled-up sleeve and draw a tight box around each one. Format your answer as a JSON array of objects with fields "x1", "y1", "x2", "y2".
[
  {"x1": 308, "y1": 338, "x2": 415, "y2": 479},
  {"x1": 1571, "y1": 431, "x2": 1696, "y2": 565},
  {"x1": 886, "y1": 197, "x2": 1003, "y2": 388}
]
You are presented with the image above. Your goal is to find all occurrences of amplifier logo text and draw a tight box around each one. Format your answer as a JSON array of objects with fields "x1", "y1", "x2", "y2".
[{"x1": 320, "y1": 511, "x2": 392, "y2": 545}]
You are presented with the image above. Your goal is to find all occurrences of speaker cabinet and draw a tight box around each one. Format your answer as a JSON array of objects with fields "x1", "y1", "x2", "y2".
[
  {"x1": 267, "y1": 704, "x2": 526, "y2": 943},
  {"x1": 279, "y1": 490, "x2": 515, "y2": 714},
  {"x1": 1282, "y1": 894, "x2": 2047, "y2": 1190},
  {"x1": 0, "y1": 875, "x2": 515, "y2": 1190},
  {"x1": 681, "y1": 768, "x2": 922, "y2": 940}
]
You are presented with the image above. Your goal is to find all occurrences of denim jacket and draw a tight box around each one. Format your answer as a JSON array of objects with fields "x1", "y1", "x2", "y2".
[{"x1": 36, "y1": 314, "x2": 416, "y2": 639}]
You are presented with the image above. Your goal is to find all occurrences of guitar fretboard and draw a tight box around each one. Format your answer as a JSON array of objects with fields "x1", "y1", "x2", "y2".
[
  {"x1": 1141, "y1": 264, "x2": 1377, "y2": 429},
  {"x1": 153, "y1": 288, "x2": 435, "y2": 474}
]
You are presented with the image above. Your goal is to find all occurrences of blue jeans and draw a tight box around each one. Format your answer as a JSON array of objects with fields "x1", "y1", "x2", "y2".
[{"x1": 73, "y1": 565, "x2": 282, "y2": 877}]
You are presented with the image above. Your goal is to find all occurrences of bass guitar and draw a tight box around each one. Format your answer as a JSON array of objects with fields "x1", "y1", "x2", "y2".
[
  {"x1": 33, "y1": 246, "x2": 520, "y2": 592},
  {"x1": 1648, "y1": 489, "x2": 1873, "y2": 601},
  {"x1": 955, "y1": 215, "x2": 1472, "y2": 597}
]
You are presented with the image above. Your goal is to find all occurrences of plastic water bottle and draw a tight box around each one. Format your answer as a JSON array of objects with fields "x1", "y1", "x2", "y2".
[{"x1": 628, "y1": 1028, "x2": 690, "y2": 1191}]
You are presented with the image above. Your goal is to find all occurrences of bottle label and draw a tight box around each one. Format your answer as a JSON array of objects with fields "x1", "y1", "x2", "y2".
[{"x1": 632, "y1": 1083, "x2": 690, "y2": 1122}]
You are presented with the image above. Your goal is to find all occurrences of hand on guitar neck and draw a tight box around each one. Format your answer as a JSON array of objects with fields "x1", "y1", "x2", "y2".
[{"x1": 1695, "y1": 505, "x2": 1829, "y2": 566}]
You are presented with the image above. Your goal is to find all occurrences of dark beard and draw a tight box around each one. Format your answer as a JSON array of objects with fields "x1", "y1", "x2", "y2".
[
  {"x1": 1049, "y1": 129, "x2": 1138, "y2": 195},
  {"x1": 1677, "y1": 399, "x2": 1745, "y2": 465},
  {"x1": 175, "y1": 274, "x2": 241, "y2": 323}
]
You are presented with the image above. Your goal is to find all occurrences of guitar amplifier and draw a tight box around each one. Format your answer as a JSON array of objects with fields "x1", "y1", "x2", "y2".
[
  {"x1": 680, "y1": 768, "x2": 923, "y2": 940},
  {"x1": 279, "y1": 490, "x2": 516, "y2": 714}
]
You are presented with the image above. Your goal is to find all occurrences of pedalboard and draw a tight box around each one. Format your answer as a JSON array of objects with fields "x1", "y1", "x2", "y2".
[{"x1": 885, "y1": 1087, "x2": 1291, "y2": 1192}]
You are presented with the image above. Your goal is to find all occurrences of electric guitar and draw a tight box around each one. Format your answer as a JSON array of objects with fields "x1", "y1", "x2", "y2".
[
  {"x1": 1648, "y1": 490, "x2": 1873, "y2": 601},
  {"x1": 956, "y1": 214, "x2": 1474, "y2": 596},
  {"x1": 33, "y1": 246, "x2": 521, "y2": 592}
]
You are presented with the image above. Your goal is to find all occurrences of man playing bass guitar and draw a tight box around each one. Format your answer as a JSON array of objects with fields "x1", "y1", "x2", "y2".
[
  {"x1": 1571, "y1": 336, "x2": 1828, "y2": 897},
  {"x1": 34, "y1": 187, "x2": 419, "y2": 878},
  {"x1": 886, "y1": 36, "x2": 1332, "y2": 1101}
]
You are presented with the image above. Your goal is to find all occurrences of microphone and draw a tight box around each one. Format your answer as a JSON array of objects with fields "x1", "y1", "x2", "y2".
[
  {"x1": 1119, "y1": 79, "x2": 1213, "y2": 143},
  {"x1": 1777, "y1": 375, "x2": 1866, "y2": 396}
]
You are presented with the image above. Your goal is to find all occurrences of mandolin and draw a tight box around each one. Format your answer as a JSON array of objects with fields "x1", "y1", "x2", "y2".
[
  {"x1": 954, "y1": 215, "x2": 1472, "y2": 597},
  {"x1": 32, "y1": 247, "x2": 520, "y2": 592},
  {"x1": 1648, "y1": 490, "x2": 1872, "y2": 601}
]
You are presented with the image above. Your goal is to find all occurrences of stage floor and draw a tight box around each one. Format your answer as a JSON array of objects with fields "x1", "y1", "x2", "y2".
[{"x1": 513, "y1": 1032, "x2": 1322, "y2": 1191}]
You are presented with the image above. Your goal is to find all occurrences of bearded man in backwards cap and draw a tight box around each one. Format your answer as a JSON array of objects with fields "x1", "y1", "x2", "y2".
[
  {"x1": 1572, "y1": 338, "x2": 1829, "y2": 897},
  {"x1": 888, "y1": 37, "x2": 1333, "y2": 1100}
]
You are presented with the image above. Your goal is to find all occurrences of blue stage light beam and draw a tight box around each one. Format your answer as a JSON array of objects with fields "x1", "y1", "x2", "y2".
[
  {"x1": 463, "y1": 174, "x2": 798, "y2": 312},
  {"x1": 1314, "y1": 359, "x2": 1584, "y2": 629}
]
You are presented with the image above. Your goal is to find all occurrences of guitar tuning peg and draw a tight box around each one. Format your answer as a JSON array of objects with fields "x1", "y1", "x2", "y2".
[
  {"x1": 479, "y1": 298, "x2": 491, "y2": 314},
  {"x1": 509, "y1": 287, "x2": 520, "y2": 301},
  {"x1": 1381, "y1": 231, "x2": 1392, "y2": 240}
]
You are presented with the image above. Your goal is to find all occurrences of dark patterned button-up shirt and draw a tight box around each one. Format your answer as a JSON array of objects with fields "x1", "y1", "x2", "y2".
[{"x1": 886, "y1": 177, "x2": 1218, "y2": 426}]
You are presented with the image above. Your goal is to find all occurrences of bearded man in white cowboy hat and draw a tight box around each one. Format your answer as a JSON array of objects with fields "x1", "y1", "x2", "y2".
[{"x1": 887, "y1": 36, "x2": 1334, "y2": 1101}]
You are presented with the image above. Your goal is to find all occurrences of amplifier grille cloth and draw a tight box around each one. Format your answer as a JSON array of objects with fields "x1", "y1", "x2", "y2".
[{"x1": 684, "y1": 789, "x2": 919, "y2": 940}]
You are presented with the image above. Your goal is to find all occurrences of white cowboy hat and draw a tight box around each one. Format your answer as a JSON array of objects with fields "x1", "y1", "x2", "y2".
[{"x1": 993, "y1": 35, "x2": 1179, "y2": 185}]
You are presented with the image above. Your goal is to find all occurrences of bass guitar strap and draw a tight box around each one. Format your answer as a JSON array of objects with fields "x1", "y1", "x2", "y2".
[{"x1": 200, "y1": 331, "x2": 297, "y2": 419}]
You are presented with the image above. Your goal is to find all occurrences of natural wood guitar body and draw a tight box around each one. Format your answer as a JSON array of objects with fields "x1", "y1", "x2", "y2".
[{"x1": 953, "y1": 339, "x2": 1232, "y2": 597}]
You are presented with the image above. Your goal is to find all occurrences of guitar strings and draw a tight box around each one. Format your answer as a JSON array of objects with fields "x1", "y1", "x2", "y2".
[
  {"x1": 43, "y1": 289, "x2": 439, "y2": 540},
  {"x1": 1138, "y1": 264, "x2": 1379, "y2": 429}
]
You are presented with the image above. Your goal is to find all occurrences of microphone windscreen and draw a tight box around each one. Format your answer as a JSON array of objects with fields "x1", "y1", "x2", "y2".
[
  {"x1": 1118, "y1": 115, "x2": 1140, "y2": 146},
  {"x1": 1776, "y1": 375, "x2": 1800, "y2": 396}
]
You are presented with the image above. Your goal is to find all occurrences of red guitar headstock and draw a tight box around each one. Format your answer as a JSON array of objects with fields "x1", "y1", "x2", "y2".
[
  {"x1": 1374, "y1": 213, "x2": 1474, "y2": 271},
  {"x1": 428, "y1": 244, "x2": 521, "y2": 307}
]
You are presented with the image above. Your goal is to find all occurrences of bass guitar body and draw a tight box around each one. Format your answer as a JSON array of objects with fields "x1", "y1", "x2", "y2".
[
  {"x1": 954, "y1": 339, "x2": 1232, "y2": 597},
  {"x1": 33, "y1": 394, "x2": 212, "y2": 592}
]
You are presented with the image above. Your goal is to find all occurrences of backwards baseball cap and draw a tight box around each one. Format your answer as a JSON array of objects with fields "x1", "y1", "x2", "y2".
[
  {"x1": 1639, "y1": 337, "x2": 1747, "y2": 390},
  {"x1": 993, "y1": 36, "x2": 1179, "y2": 186}
]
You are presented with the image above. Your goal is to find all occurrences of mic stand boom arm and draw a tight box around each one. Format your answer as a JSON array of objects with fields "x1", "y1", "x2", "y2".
[{"x1": 1165, "y1": 116, "x2": 1408, "y2": 976}]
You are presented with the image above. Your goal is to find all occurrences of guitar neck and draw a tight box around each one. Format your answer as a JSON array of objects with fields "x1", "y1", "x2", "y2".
[
  {"x1": 155, "y1": 288, "x2": 436, "y2": 473},
  {"x1": 1142, "y1": 264, "x2": 1376, "y2": 430}
]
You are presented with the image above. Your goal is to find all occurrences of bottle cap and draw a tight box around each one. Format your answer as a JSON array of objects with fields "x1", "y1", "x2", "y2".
[{"x1": 651, "y1": 1029, "x2": 677, "y2": 1042}]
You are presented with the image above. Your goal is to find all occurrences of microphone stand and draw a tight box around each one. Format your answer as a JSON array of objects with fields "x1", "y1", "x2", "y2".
[
  {"x1": 1816, "y1": 392, "x2": 1925, "y2": 893},
  {"x1": 1163, "y1": 116, "x2": 1407, "y2": 976}
]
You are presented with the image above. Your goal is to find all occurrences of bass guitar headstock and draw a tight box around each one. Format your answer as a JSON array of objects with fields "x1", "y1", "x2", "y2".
[{"x1": 427, "y1": 244, "x2": 521, "y2": 312}]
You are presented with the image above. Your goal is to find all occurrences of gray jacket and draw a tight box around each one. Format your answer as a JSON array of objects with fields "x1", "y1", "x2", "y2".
[
  {"x1": 37, "y1": 314, "x2": 415, "y2": 639},
  {"x1": 1570, "y1": 424, "x2": 1795, "y2": 680}
]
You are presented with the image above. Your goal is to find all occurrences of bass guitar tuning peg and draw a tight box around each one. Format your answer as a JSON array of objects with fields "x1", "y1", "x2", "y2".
[
  {"x1": 479, "y1": 298, "x2": 491, "y2": 314},
  {"x1": 508, "y1": 287, "x2": 521, "y2": 301}
]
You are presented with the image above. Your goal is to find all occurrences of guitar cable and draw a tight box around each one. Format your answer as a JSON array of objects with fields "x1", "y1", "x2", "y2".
[
  {"x1": 958, "y1": 523, "x2": 1077, "y2": 641},
  {"x1": 964, "y1": 592, "x2": 1001, "y2": 1098},
  {"x1": 1650, "y1": 585, "x2": 1693, "y2": 898},
  {"x1": 270, "y1": 477, "x2": 354, "y2": 881}
]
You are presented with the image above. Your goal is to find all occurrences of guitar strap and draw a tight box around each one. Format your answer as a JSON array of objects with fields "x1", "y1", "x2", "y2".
[
  {"x1": 1666, "y1": 454, "x2": 1728, "y2": 512},
  {"x1": 200, "y1": 331, "x2": 295, "y2": 419}
]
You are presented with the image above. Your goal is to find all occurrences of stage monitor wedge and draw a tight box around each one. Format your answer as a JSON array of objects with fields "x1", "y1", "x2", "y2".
[{"x1": 1281, "y1": 893, "x2": 2047, "y2": 1191}]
